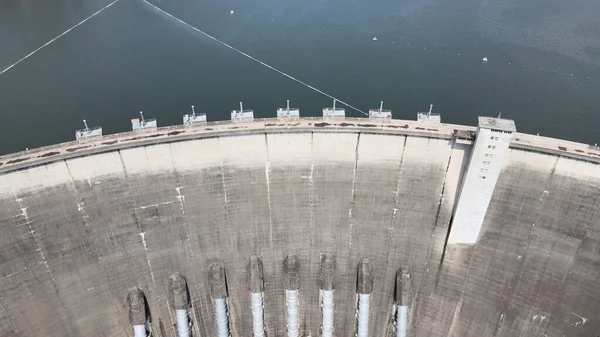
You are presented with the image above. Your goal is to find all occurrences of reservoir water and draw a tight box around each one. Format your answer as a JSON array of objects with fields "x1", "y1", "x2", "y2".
[{"x1": 0, "y1": 0, "x2": 599, "y2": 154}]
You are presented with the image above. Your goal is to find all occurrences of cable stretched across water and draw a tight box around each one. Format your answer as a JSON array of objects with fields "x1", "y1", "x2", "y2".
[
  {"x1": 0, "y1": 0, "x2": 120, "y2": 76},
  {"x1": 143, "y1": 0, "x2": 369, "y2": 116}
]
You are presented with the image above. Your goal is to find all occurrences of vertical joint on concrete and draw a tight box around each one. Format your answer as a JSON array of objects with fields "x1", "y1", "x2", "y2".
[{"x1": 319, "y1": 253, "x2": 336, "y2": 291}]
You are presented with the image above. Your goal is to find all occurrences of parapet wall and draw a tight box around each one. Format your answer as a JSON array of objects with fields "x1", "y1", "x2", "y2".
[
  {"x1": 0, "y1": 118, "x2": 598, "y2": 337},
  {"x1": 1, "y1": 117, "x2": 598, "y2": 175}
]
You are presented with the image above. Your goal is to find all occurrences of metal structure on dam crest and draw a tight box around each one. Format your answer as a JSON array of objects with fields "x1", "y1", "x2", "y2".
[{"x1": 0, "y1": 100, "x2": 599, "y2": 337}]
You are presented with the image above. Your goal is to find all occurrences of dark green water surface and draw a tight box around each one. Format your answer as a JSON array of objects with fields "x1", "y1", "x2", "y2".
[{"x1": 0, "y1": 0, "x2": 599, "y2": 154}]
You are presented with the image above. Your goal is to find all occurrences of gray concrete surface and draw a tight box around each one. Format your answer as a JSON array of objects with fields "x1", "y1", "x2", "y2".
[
  {"x1": 396, "y1": 266, "x2": 412, "y2": 306},
  {"x1": 127, "y1": 288, "x2": 147, "y2": 326},
  {"x1": 248, "y1": 256, "x2": 264, "y2": 293},
  {"x1": 319, "y1": 254, "x2": 336, "y2": 291},
  {"x1": 0, "y1": 118, "x2": 598, "y2": 336},
  {"x1": 169, "y1": 273, "x2": 189, "y2": 310},
  {"x1": 209, "y1": 264, "x2": 227, "y2": 300},
  {"x1": 357, "y1": 259, "x2": 374, "y2": 295}
]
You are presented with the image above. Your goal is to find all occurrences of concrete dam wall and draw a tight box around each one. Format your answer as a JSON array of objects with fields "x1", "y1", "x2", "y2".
[{"x1": 0, "y1": 118, "x2": 598, "y2": 336}]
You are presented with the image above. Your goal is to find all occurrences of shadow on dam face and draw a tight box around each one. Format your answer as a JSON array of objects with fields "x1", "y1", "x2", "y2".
[{"x1": 0, "y1": 127, "x2": 599, "y2": 336}]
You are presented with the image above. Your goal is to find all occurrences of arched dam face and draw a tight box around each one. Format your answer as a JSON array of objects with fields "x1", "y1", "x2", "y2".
[{"x1": 0, "y1": 119, "x2": 598, "y2": 336}]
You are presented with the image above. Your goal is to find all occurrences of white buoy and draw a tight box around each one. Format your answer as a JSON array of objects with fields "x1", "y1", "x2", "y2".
[
  {"x1": 482, "y1": 57, "x2": 488, "y2": 63},
  {"x1": 230, "y1": 10, "x2": 234, "y2": 14},
  {"x1": 372, "y1": 37, "x2": 378, "y2": 41}
]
